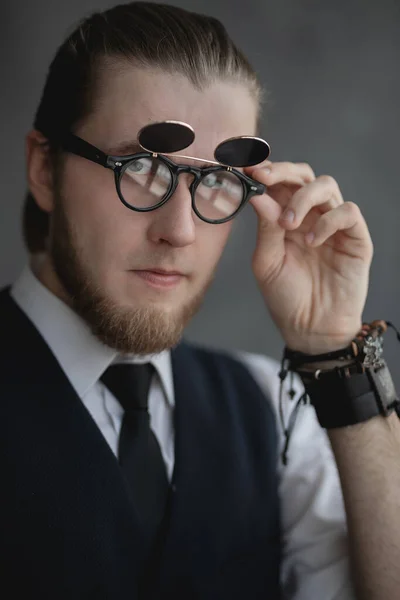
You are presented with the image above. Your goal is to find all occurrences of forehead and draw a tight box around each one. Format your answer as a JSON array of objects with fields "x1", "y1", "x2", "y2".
[{"x1": 78, "y1": 62, "x2": 258, "y2": 160}]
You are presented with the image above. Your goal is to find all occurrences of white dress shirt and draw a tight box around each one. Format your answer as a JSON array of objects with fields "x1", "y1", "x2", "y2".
[{"x1": 10, "y1": 263, "x2": 354, "y2": 600}]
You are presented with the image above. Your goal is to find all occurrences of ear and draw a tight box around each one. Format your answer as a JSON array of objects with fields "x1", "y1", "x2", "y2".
[{"x1": 26, "y1": 130, "x2": 57, "y2": 213}]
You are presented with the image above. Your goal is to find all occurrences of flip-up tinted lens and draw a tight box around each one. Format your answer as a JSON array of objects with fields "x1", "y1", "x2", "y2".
[
  {"x1": 214, "y1": 136, "x2": 270, "y2": 167},
  {"x1": 138, "y1": 121, "x2": 195, "y2": 153}
]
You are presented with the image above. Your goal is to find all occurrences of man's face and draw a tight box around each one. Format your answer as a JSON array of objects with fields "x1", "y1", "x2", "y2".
[{"x1": 46, "y1": 63, "x2": 258, "y2": 354}]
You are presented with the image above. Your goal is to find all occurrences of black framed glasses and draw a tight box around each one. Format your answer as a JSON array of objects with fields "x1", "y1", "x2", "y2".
[{"x1": 59, "y1": 132, "x2": 267, "y2": 224}]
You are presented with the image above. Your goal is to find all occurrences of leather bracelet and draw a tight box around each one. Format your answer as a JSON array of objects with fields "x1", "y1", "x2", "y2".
[
  {"x1": 284, "y1": 320, "x2": 390, "y2": 371},
  {"x1": 278, "y1": 320, "x2": 400, "y2": 462},
  {"x1": 283, "y1": 343, "x2": 357, "y2": 369},
  {"x1": 299, "y1": 359, "x2": 399, "y2": 429}
]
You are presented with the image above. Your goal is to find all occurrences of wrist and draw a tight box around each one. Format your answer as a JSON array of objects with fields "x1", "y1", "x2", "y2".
[{"x1": 283, "y1": 329, "x2": 361, "y2": 356}]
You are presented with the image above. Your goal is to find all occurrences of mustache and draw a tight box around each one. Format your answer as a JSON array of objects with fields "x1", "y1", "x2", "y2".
[{"x1": 129, "y1": 252, "x2": 191, "y2": 274}]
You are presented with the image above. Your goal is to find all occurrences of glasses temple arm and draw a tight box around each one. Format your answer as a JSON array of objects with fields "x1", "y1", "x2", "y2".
[{"x1": 61, "y1": 133, "x2": 109, "y2": 168}]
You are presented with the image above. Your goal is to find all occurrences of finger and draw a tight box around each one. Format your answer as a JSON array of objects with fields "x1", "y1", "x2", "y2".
[
  {"x1": 305, "y1": 202, "x2": 373, "y2": 254},
  {"x1": 249, "y1": 191, "x2": 283, "y2": 223},
  {"x1": 247, "y1": 161, "x2": 316, "y2": 188},
  {"x1": 280, "y1": 175, "x2": 344, "y2": 228},
  {"x1": 249, "y1": 193, "x2": 286, "y2": 283}
]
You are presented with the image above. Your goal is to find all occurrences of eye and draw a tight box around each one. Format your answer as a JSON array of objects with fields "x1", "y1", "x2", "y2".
[
  {"x1": 201, "y1": 173, "x2": 225, "y2": 189},
  {"x1": 126, "y1": 157, "x2": 153, "y2": 175}
]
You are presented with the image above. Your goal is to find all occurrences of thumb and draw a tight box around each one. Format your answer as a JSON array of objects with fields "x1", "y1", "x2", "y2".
[{"x1": 249, "y1": 194, "x2": 286, "y2": 283}]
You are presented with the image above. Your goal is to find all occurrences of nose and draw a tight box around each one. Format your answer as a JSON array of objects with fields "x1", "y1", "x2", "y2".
[{"x1": 146, "y1": 173, "x2": 197, "y2": 247}]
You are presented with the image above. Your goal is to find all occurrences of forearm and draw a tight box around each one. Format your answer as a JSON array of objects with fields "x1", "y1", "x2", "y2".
[{"x1": 328, "y1": 413, "x2": 400, "y2": 600}]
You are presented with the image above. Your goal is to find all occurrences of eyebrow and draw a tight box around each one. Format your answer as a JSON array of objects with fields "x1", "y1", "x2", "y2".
[{"x1": 107, "y1": 139, "x2": 143, "y2": 156}]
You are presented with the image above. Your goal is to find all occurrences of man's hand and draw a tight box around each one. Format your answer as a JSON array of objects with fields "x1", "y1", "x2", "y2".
[{"x1": 245, "y1": 161, "x2": 373, "y2": 354}]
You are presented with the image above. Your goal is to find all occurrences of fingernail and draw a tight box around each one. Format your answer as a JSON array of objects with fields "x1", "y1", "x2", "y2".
[
  {"x1": 264, "y1": 167, "x2": 271, "y2": 174},
  {"x1": 283, "y1": 209, "x2": 295, "y2": 223}
]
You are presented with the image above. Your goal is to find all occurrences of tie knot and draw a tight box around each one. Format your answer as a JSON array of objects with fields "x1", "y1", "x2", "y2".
[{"x1": 100, "y1": 363, "x2": 154, "y2": 411}]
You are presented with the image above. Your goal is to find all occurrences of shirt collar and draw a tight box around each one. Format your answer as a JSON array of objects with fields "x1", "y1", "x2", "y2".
[{"x1": 10, "y1": 261, "x2": 174, "y2": 407}]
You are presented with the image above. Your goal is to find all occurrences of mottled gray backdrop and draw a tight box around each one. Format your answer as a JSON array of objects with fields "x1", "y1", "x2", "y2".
[{"x1": 1, "y1": 0, "x2": 399, "y2": 388}]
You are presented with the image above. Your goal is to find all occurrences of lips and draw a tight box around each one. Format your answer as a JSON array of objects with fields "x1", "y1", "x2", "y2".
[
  {"x1": 140, "y1": 268, "x2": 185, "y2": 276},
  {"x1": 131, "y1": 268, "x2": 186, "y2": 289}
]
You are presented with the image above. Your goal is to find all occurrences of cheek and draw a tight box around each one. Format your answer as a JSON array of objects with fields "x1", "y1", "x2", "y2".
[
  {"x1": 60, "y1": 158, "x2": 143, "y2": 268},
  {"x1": 61, "y1": 155, "x2": 117, "y2": 214},
  {"x1": 197, "y1": 221, "x2": 232, "y2": 273}
]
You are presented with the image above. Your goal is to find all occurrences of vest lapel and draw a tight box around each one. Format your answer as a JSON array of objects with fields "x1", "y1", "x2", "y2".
[
  {"x1": 152, "y1": 343, "x2": 281, "y2": 600},
  {"x1": 0, "y1": 289, "x2": 147, "y2": 589},
  {"x1": 154, "y1": 344, "x2": 238, "y2": 589}
]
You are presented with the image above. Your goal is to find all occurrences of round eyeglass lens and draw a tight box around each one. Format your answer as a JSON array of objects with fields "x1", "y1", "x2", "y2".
[
  {"x1": 119, "y1": 156, "x2": 172, "y2": 208},
  {"x1": 194, "y1": 169, "x2": 245, "y2": 221}
]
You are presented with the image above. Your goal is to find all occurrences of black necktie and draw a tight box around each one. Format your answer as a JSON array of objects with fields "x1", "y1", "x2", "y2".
[{"x1": 100, "y1": 363, "x2": 169, "y2": 547}]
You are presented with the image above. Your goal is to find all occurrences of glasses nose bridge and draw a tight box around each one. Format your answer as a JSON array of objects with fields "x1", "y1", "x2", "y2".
[
  {"x1": 175, "y1": 163, "x2": 201, "y2": 181},
  {"x1": 170, "y1": 164, "x2": 200, "y2": 195}
]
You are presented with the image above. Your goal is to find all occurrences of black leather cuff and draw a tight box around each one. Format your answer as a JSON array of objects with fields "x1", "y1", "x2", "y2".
[{"x1": 300, "y1": 360, "x2": 399, "y2": 429}]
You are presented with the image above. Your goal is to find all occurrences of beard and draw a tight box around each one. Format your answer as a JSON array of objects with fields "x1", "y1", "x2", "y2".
[{"x1": 48, "y1": 197, "x2": 215, "y2": 355}]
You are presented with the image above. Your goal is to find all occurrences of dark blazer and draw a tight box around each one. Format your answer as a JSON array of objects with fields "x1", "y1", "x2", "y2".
[{"x1": 0, "y1": 287, "x2": 282, "y2": 599}]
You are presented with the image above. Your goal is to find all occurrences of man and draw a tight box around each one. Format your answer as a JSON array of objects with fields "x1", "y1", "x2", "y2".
[{"x1": 1, "y1": 2, "x2": 399, "y2": 599}]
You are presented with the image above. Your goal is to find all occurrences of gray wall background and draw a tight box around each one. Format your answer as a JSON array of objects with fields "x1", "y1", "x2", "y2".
[{"x1": 1, "y1": 0, "x2": 400, "y2": 388}]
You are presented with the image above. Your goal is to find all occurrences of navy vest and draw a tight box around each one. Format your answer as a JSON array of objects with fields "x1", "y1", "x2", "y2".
[{"x1": 0, "y1": 288, "x2": 282, "y2": 599}]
